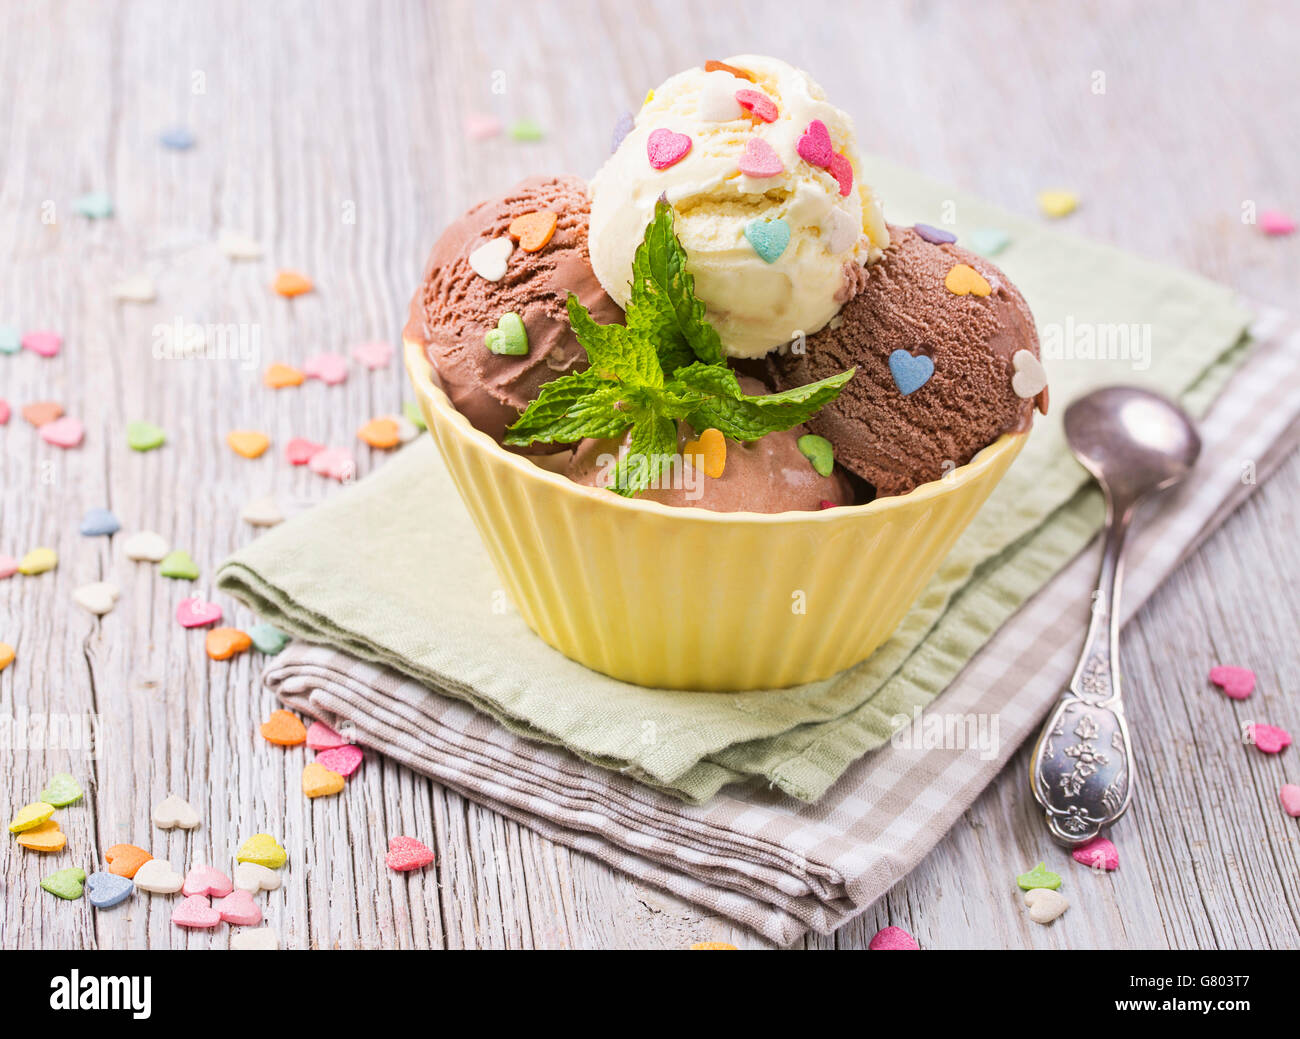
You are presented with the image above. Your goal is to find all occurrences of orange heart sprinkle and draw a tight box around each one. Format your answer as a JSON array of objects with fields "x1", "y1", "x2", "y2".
[
  {"x1": 263, "y1": 363, "x2": 305, "y2": 389},
  {"x1": 206, "y1": 627, "x2": 252, "y2": 661},
  {"x1": 16, "y1": 820, "x2": 66, "y2": 852},
  {"x1": 273, "y1": 270, "x2": 313, "y2": 297},
  {"x1": 22, "y1": 401, "x2": 64, "y2": 427},
  {"x1": 507, "y1": 210, "x2": 558, "y2": 253},
  {"x1": 944, "y1": 263, "x2": 992, "y2": 297},
  {"x1": 684, "y1": 427, "x2": 726, "y2": 479},
  {"x1": 302, "y1": 761, "x2": 346, "y2": 798},
  {"x1": 105, "y1": 843, "x2": 153, "y2": 878},
  {"x1": 704, "y1": 59, "x2": 754, "y2": 82},
  {"x1": 357, "y1": 417, "x2": 401, "y2": 449},
  {"x1": 227, "y1": 430, "x2": 270, "y2": 458},
  {"x1": 260, "y1": 709, "x2": 307, "y2": 746}
]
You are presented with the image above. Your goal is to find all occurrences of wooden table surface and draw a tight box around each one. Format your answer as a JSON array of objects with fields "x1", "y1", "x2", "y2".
[{"x1": 2, "y1": 0, "x2": 1298, "y2": 949}]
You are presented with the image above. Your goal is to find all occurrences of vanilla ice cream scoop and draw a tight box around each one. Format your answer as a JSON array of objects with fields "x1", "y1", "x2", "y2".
[{"x1": 589, "y1": 55, "x2": 889, "y2": 358}]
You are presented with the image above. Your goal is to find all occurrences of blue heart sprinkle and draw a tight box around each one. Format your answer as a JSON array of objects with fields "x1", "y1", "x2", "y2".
[
  {"x1": 889, "y1": 349, "x2": 935, "y2": 396},
  {"x1": 0, "y1": 325, "x2": 20, "y2": 355},
  {"x1": 79, "y1": 507, "x2": 121, "y2": 537},
  {"x1": 744, "y1": 218, "x2": 791, "y2": 264},
  {"x1": 86, "y1": 871, "x2": 134, "y2": 909},
  {"x1": 159, "y1": 125, "x2": 196, "y2": 151},
  {"x1": 73, "y1": 192, "x2": 114, "y2": 219},
  {"x1": 968, "y1": 227, "x2": 1011, "y2": 256},
  {"x1": 610, "y1": 112, "x2": 634, "y2": 153},
  {"x1": 913, "y1": 222, "x2": 957, "y2": 245}
]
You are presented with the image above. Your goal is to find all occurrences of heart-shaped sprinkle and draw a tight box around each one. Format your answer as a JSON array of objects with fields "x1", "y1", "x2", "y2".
[
  {"x1": 79, "y1": 507, "x2": 121, "y2": 537},
  {"x1": 385, "y1": 835, "x2": 436, "y2": 872},
  {"x1": 888, "y1": 349, "x2": 935, "y2": 396},
  {"x1": 159, "y1": 550, "x2": 199, "y2": 580},
  {"x1": 18, "y1": 547, "x2": 58, "y2": 575},
  {"x1": 237, "y1": 833, "x2": 287, "y2": 870},
  {"x1": 306, "y1": 721, "x2": 348, "y2": 751},
  {"x1": 308, "y1": 446, "x2": 356, "y2": 482},
  {"x1": 272, "y1": 270, "x2": 313, "y2": 297},
  {"x1": 796, "y1": 119, "x2": 833, "y2": 168},
  {"x1": 176, "y1": 597, "x2": 222, "y2": 628},
  {"x1": 738, "y1": 137, "x2": 783, "y2": 178},
  {"x1": 1024, "y1": 887, "x2": 1069, "y2": 924},
  {"x1": 0, "y1": 325, "x2": 19, "y2": 353},
  {"x1": 485, "y1": 312, "x2": 529, "y2": 356},
  {"x1": 647, "y1": 128, "x2": 692, "y2": 170},
  {"x1": 743, "y1": 217, "x2": 791, "y2": 263},
  {"x1": 235, "y1": 862, "x2": 283, "y2": 893},
  {"x1": 159, "y1": 125, "x2": 195, "y2": 150},
  {"x1": 914, "y1": 222, "x2": 957, "y2": 245},
  {"x1": 227, "y1": 430, "x2": 270, "y2": 458},
  {"x1": 351, "y1": 340, "x2": 394, "y2": 369},
  {"x1": 390, "y1": 413, "x2": 420, "y2": 443},
  {"x1": 1209, "y1": 665, "x2": 1255, "y2": 700},
  {"x1": 0, "y1": 556, "x2": 16, "y2": 579},
  {"x1": 126, "y1": 420, "x2": 166, "y2": 451},
  {"x1": 263, "y1": 363, "x2": 305, "y2": 389},
  {"x1": 286, "y1": 437, "x2": 325, "y2": 465},
  {"x1": 39, "y1": 773, "x2": 83, "y2": 807},
  {"x1": 827, "y1": 152, "x2": 853, "y2": 196},
  {"x1": 1015, "y1": 861, "x2": 1061, "y2": 891},
  {"x1": 206, "y1": 628, "x2": 252, "y2": 661},
  {"x1": 213, "y1": 889, "x2": 262, "y2": 925},
  {"x1": 508, "y1": 118, "x2": 544, "y2": 141},
  {"x1": 683, "y1": 427, "x2": 726, "y2": 479},
  {"x1": 1280, "y1": 784, "x2": 1300, "y2": 818},
  {"x1": 1037, "y1": 189, "x2": 1078, "y2": 218},
  {"x1": 240, "y1": 495, "x2": 284, "y2": 527},
  {"x1": 41, "y1": 867, "x2": 87, "y2": 900},
  {"x1": 507, "y1": 210, "x2": 559, "y2": 253},
  {"x1": 124, "y1": 531, "x2": 169, "y2": 562},
  {"x1": 173, "y1": 895, "x2": 222, "y2": 928},
  {"x1": 16, "y1": 820, "x2": 66, "y2": 852},
  {"x1": 734, "y1": 88, "x2": 777, "y2": 122},
  {"x1": 87, "y1": 871, "x2": 134, "y2": 908},
  {"x1": 1071, "y1": 836, "x2": 1119, "y2": 871},
  {"x1": 1249, "y1": 723, "x2": 1291, "y2": 754},
  {"x1": 358, "y1": 417, "x2": 401, "y2": 449},
  {"x1": 73, "y1": 192, "x2": 114, "y2": 218},
  {"x1": 105, "y1": 843, "x2": 153, "y2": 878},
  {"x1": 133, "y1": 859, "x2": 185, "y2": 894},
  {"x1": 969, "y1": 228, "x2": 1010, "y2": 256},
  {"x1": 1011, "y1": 349, "x2": 1048, "y2": 399},
  {"x1": 468, "y1": 237, "x2": 513, "y2": 281},
  {"x1": 22, "y1": 330, "x2": 63, "y2": 357},
  {"x1": 183, "y1": 864, "x2": 233, "y2": 898},
  {"x1": 73, "y1": 581, "x2": 120, "y2": 616},
  {"x1": 0, "y1": 642, "x2": 14, "y2": 670},
  {"x1": 249, "y1": 622, "x2": 289, "y2": 655},
  {"x1": 403, "y1": 400, "x2": 427, "y2": 431},
  {"x1": 303, "y1": 352, "x2": 349, "y2": 385},
  {"x1": 867, "y1": 926, "x2": 919, "y2": 950},
  {"x1": 689, "y1": 942, "x2": 738, "y2": 950},
  {"x1": 261, "y1": 709, "x2": 307, "y2": 746},
  {"x1": 1260, "y1": 210, "x2": 1296, "y2": 236},
  {"x1": 152, "y1": 794, "x2": 200, "y2": 830},
  {"x1": 218, "y1": 230, "x2": 263, "y2": 260},
  {"x1": 303, "y1": 761, "x2": 346, "y2": 798},
  {"x1": 22, "y1": 401, "x2": 63, "y2": 426},
  {"x1": 797, "y1": 434, "x2": 834, "y2": 477},
  {"x1": 40, "y1": 416, "x2": 85, "y2": 448},
  {"x1": 316, "y1": 744, "x2": 364, "y2": 777},
  {"x1": 698, "y1": 72, "x2": 743, "y2": 122},
  {"x1": 231, "y1": 926, "x2": 280, "y2": 950},
  {"x1": 463, "y1": 112, "x2": 502, "y2": 140},
  {"x1": 822, "y1": 207, "x2": 859, "y2": 254},
  {"x1": 944, "y1": 263, "x2": 992, "y2": 297},
  {"x1": 111, "y1": 274, "x2": 157, "y2": 303},
  {"x1": 0, "y1": 399, "x2": 8, "y2": 425}
]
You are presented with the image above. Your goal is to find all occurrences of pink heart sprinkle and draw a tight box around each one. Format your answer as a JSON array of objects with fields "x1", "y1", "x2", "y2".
[
  {"x1": 0, "y1": 399, "x2": 9, "y2": 425},
  {"x1": 0, "y1": 556, "x2": 18, "y2": 579},
  {"x1": 464, "y1": 112, "x2": 502, "y2": 141},
  {"x1": 316, "y1": 744, "x2": 363, "y2": 777},
  {"x1": 303, "y1": 352, "x2": 349, "y2": 385},
  {"x1": 828, "y1": 152, "x2": 853, "y2": 197},
  {"x1": 1209, "y1": 665, "x2": 1255, "y2": 700},
  {"x1": 308, "y1": 446, "x2": 356, "y2": 482},
  {"x1": 737, "y1": 137, "x2": 784, "y2": 178},
  {"x1": 39, "y1": 416, "x2": 85, "y2": 448},
  {"x1": 351, "y1": 340, "x2": 393, "y2": 370},
  {"x1": 212, "y1": 889, "x2": 262, "y2": 926},
  {"x1": 172, "y1": 895, "x2": 222, "y2": 928},
  {"x1": 646, "y1": 128, "x2": 691, "y2": 170},
  {"x1": 22, "y1": 330, "x2": 62, "y2": 357},
  {"x1": 286, "y1": 437, "x2": 325, "y2": 465},
  {"x1": 306, "y1": 721, "x2": 348, "y2": 751},
  {"x1": 1071, "y1": 836, "x2": 1119, "y2": 871},
  {"x1": 1250, "y1": 723, "x2": 1292, "y2": 755},
  {"x1": 385, "y1": 835, "x2": 435, "y2": 872},
  {"x1": 182, "y1": 864, "x2": 233, "y2": 898},
  {"x1": 1260, "y1": 210, "x2": 1296, "y2": 236},
  {"x1": 734, "y1": 88, "x2": 778, "y2": 123},
  {"x1": 868, "y1": 925, "x2": 919, "y2": 950},
  {"x1": 1280, "y1": 784, "x2": 1300, "y2": 817},
  {"x1": 176, "y1": 597, "x2": 223, "y2": 628},
  {"x1": 796, "y1": 119, "x2": 833, "y2": 168}
]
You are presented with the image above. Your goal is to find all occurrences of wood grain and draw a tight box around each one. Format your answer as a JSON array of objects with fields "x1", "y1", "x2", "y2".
[{"x1": 1, "y1": 0, "x2": 1297, "y2": 949}]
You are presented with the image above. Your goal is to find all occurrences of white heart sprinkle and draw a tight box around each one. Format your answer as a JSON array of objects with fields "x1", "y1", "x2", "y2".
[
  {"x1": 1011, "y1": 349, "x2": 1048, "y2": 399},
  {"x1": 698, "y1": 70, "x2": 744, "y2": 122},
  {"x1": 152, "y1": 794, "x2": 201, "y2": 830},
  {"x1": 124, "y1": 530, "x2": 170, "y2": 562},
  {"x1": 234, "y1": 862, "x2": 282, "y2": 893},
  {"x1": 468, "y1": 237, "x2": 513, "y2": 282},
  {"x1": 218, "y1": 229, "x2": 264, "y2": 260},
  {"x1": 389, "y1": 414, "x2": 419, "y2": 444},
  {"x1": 822, "y1": 207, "x2": 859, "y2": 254},
  {"x1": 73, "y1": 582, "x2": 120, "y2": 616},
  {"x1": 111, "y1": 274, "x2": 157, "y2": 303},
  {"x1": 1024, "y1": 887, "x2": 1069, "y2": 924},
  {"x1": 230, "y1": 926, "x2": 279, "y2": 950},
  {"x1": 133, "y1": 859, "x2": 185, "y2": 894},
  {"x1": 240, "y1": 495, "x2": 284, "y2": 527}
]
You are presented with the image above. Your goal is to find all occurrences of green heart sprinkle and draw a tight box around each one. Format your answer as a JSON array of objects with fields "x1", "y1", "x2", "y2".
[
  {"x1": 159, "y1": 550, "x2": 199, "y2": 580},
  {"x1": 485, "y1": 312, "x2": 529, "y2": 356},
  {"x1": 508, "y1": 118, "x2": 544, "y2": 142},
  {"x1": 1016, "y1": 862, "x2": 1062, "y2": 891},
  {"x1": 249, "y1": 622, "x2": 289, "y2": 655},
  {"x1": 39, "y1": 773, "x2": 83, "y2": 807},
  {"x1": 797, "y1": 434, "x2": 834, "y2": 477},
  {"x1": 41, "y1": 867, "x2": 87, "y2": 900},
  {"x1": 402, "y1": 401, "x2": 427, "y2": 431},
  {"x1": 126, "y1": 421, "x2": 167, "y2": 451}
]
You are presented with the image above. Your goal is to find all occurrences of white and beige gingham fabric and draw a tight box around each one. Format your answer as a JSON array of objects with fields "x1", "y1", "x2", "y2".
[{"x1": 265, "y1": 309, "x2": 1300, "y2": 944}]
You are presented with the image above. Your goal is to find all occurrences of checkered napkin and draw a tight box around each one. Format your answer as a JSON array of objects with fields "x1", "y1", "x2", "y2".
[{"x1": 249, "y1": 310, "x2": 1300, "y2": 943}]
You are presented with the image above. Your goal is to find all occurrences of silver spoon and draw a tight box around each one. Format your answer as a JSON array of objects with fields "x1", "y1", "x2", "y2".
[{"x1": 1029, "y1": 386, "x2": 1201, "y2": 845}]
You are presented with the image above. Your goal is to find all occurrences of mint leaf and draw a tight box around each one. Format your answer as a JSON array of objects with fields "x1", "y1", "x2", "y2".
[
  {"x1": 567, "y1": 294, "x2": 661, "y2": 387},
  {"x1": 608, "y1": 410, "x2": 678, "y2": 497},
  {"x1": 503, "y1": 369, "x2": 629, "y2": 446},
  {"x1": 665, "y1": 363, "x2": 856, "y2": 441}
]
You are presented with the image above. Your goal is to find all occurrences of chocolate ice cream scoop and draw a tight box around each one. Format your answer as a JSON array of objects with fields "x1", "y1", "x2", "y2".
[
  {"x1": 769, "y1": 225, "x2": 1044, "y2": 497},
  {"x1": 405, "y1": 175, "x2": 623, "y2": 448}
]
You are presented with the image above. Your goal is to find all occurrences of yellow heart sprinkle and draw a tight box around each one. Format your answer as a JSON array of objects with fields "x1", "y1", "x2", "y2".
[
  {"x1": 1037, "y1": 190, "x2": 1078, "y2": 219},
  {"x1": 237, "y1": 833, "x2": 287, "y2": 869},
  {"x1": 683, "y1": 427, "x2": 726, "y2": 479},
  {"x1": 944, "y1": 263, "x2": 992, "y2": 297},
  {"x1": 226, "y1": 430, "x2": 271, "y2": 459},
  {"x1": 302, "y1": 762, "x2": 346, "y2": 799},
  {"x1": 9, "y1": 801, "x2": 55, "y2": 834},
  {"x1": 17, "y1": 820, "x2": 66, "y2": 852}
]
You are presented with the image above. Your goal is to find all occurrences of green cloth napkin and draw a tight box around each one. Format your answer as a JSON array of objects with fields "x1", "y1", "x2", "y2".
[{"x1": 218, "y1": 159, "x2": 1251, "y2": 803}]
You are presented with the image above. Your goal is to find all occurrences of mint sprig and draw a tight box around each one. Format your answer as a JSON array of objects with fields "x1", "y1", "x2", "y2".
[{"x1": 503, "y1": 199, "x2": 854, "y2": 496}]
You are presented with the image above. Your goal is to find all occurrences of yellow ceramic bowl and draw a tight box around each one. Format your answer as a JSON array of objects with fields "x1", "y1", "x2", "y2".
[{"x1": 406, "y1": 339, "x2": 1026, "y2": 690}]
